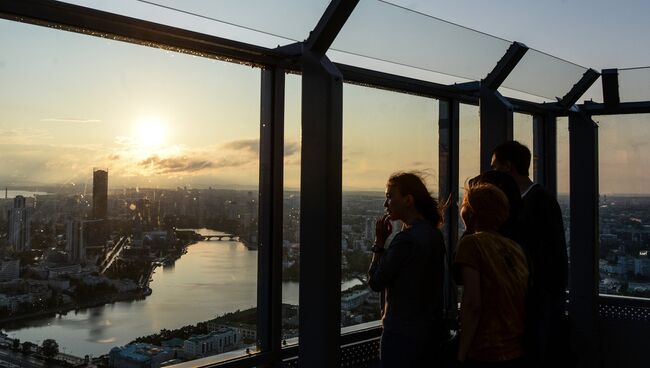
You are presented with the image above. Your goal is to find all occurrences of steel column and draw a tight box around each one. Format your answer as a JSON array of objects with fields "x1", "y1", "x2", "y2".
[
  {"x1": 568, "y1": 111, "x2": 600, "y2": 368},
  {"x1": 438, "y1": 99, "x2": 460, "y2": 323},
  {"x1": 257, "y1": 68, "x2": 286, "y2": 365},
  {"x1": 297, "y1": 51, "x2": 343, "y2": 368},
  {"x1": 479, "y1": 89, "x2": 514, "y2": 172},
  {"x1": 601, "y1": 69, "x2": 620, "y2": 107},
  {"x1": 533, "y1": 114, "x2": 558, "y2": 196}
]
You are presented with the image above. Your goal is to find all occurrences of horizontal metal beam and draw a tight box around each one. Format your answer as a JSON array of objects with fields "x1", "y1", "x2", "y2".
[
  {"x1": 482, "y1": 41, "x2": 528, "y2": 90},
  {"x1": 558, "y1": 68, "x2": 600, "y2": 109},
  {"x1": 0, "y1": 0, "x2": 283, "y2": 67},
  {"x1": 335, "y1": 63, "x2": 479, "y2": 103},
  {"x1": 305, "y1": 0, "x2": 359, "y2": 55},
  {"x1": 579, "y1": 101, "x2": 650, "y2": 115}
]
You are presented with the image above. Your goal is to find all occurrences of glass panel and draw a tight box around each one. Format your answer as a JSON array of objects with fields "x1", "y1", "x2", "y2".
[
  {"x1": 580, "y1": 79, "x2": 604, "y2": 104},
  {"x1": 342, "y1": 83, "x2": 439, "y2": 329},
  {"x1": 557, "y1": 117, "x2": 570, "y2": 275},
  {"x1": 501, "y1": 49, "x2": 588, "y2": 100},
  {"x1": 619, "y1": 67, "x2": 650, "y2": 103},
  {"x1": 56, "y1": 0, "x2": 329, "y2": 48},
  {"x1": 331, "y1": 0, "x2": 511, "y2": 84},
  {"x1": 0, "y1": 19, "x2": 260, "y2": 363},
  {"x1": 282, "y1": 73, "x2": 301, "y2": 343},
  {"x1": 513, "y1": 113, "x2": 535, "y2": 182},
  {"x1": 458, "y1": 104, "x2": 480, "y2": 237},
  {"x1": 597, "y1": 114, "x2": 650, "y2": 298},
  {"x1": 513, "y1": 113, "x2": 534, "y2": 163}
]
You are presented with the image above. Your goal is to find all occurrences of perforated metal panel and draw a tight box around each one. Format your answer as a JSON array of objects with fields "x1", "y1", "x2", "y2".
[
  {"x1": 282, "y1": 337, "x2": 380, "y2": 368},
  {"x1": 599, "y1": 302, "x2": 650, "y2": 322},
  {"x1": 282, "y1": 357, "x2": 298, "y2": 368},
  {"x1": 340, "y1": 338, "x2": 381, "y2": 367}
]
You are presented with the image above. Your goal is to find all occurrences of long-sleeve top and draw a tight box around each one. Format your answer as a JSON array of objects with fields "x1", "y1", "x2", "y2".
[
  {"x1": 520, "y1": 184, "x2": 568, "y2": 298},
  {"x1": 368, "y1": 219, "x2": 446, "y2": 336}
]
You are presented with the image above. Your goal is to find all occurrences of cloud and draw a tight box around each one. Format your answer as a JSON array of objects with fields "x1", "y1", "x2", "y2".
[
  {"x1": 140, "y1": 155, "x2": 214, "y2": 174},
  {"x1": 0, "y1": 129, "x2": 52, "y2": 143},
  {"x1": 411, "y1": 161, "x2": 429, "y2": 167},
  {"x1": 138, "y1": 150, "x2": 255, "y2": 175},
  {"x1": 40, "y1": 118, "x2": 102, "y2": 123},
  {"x1": 108, "y1": 154, "x2": 120, "y2": 161},
  {"x1": 285, "y1": 141, "x2": 300, "y2": 157},
  {"x1": 222, "y1": 139, "x2": 259, "y2": 154}
]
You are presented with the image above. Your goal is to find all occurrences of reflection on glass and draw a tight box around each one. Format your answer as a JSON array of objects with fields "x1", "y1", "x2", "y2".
[
  {"x1": 57, "y1": 0, "x2": 330, "y2": 48},
  {"x1": 0, "y1": 19, "x2": 261, "y2": 364},
  {"x1": 458, "y1": 104, "x2": 480, "y2": 237},
  {"x1": 596, "y1": 114, "x2": 650, "y2": 298},
  {"x1": 342, "y1": 83, "x2": 439, "y2": 328},
  {"x1": 502, "y1": 49, "x2": 587, "y2": 100},
  {"x1": 282, "y1": 74, "x2": 301, "y2": 342},
  {"x1": 332, "y1": 0, "x2": 510, "y2": 83}
]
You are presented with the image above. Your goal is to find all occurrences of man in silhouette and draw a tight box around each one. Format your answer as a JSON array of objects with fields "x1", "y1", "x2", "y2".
[{"x1": 491, "y1": 140, "x2": 568, "y2": 366}]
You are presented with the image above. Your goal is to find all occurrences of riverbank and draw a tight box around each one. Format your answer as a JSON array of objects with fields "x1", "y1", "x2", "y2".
[
  {"x1": 0, "y1": 289, "x2": 147, "y2": 326},
  {"x1": 3, "y1": 234, "x2": 296, "y2": 358}
]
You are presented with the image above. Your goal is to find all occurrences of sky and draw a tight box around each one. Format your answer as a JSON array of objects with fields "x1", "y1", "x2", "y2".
[{"x1": 0, "y1": 0, "x2": 649, "y2": 194}]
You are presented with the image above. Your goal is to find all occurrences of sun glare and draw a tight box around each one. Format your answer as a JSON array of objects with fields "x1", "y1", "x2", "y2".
[{"x1": 134, "y1": 117, "x2": 168, "y2": 148}]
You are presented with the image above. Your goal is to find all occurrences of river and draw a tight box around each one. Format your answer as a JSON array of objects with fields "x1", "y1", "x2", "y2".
[{"x1": 2, "y1": 229, "x2": 362, "y2": 357}]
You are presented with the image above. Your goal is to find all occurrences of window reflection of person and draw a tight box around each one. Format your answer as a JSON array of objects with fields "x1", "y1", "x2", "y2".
[
  {"x1": 368, "y1": 172, "x2": 446, "y2": 368},
  {"x1": 455, "y1": 183, "x2": 529, "y2": 367}
]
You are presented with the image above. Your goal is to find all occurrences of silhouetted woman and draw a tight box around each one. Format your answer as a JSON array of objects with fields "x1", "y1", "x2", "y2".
[
  {"x1": 454, "y1": 183, "x2": 529, "y2": 367},
  {"x1": 368, "y1": 172, "x2": 446, "y2": 368}
]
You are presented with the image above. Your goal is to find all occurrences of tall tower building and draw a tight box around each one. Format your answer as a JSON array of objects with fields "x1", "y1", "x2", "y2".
[
  {"x1": 66, "y1": 220, "x2": 85, "y2": 261},
  {"x1": 7, "y1": 195, "x2": 31, "y2": 252},
  {"x1": 93, "y1": 168, "x2": 108, "y2": 220}
]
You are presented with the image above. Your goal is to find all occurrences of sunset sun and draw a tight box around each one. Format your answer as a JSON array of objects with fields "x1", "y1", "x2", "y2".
[{"x1": 134, "y1": 117, "x2": 168, "y2": 148}]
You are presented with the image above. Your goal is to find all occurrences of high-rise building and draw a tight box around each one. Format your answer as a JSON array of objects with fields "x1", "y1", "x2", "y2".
[
  {"x1": 66, "y1": 219, "x2": 84, "y2": 262},
  {"x1": 67, "y1": 218, "x2": 105, "y2": 262},
  {"x1": 7, "y1": 195, "x2": 31, "y2": 252},
  {"x1": 0, "y1": 259, "x2": 20, "y2": 281},
  {"x1": 93, "y1": 168, "x2": 108, "y2": 220}
]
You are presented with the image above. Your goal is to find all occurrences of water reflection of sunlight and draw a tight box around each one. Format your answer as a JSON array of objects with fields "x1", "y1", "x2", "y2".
[{"x1": 94, "y1": 338, "x2": 116, "y2": 344}]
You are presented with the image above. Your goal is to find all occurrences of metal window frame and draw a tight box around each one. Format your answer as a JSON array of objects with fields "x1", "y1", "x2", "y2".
[
  {"x1": 257, "y1": 67, "x2": 286, "y2": 365},
  {"x1": 568, "y1": 110, "x2": 601, "y2": 367},
  {"x1": 4, "y1": 1, "x2": 650, "y2": 367}
]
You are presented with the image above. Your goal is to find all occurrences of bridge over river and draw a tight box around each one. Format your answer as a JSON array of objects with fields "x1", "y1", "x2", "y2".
[{"x1": 201, "y1": 234, "x2": 239, "y2": 241}]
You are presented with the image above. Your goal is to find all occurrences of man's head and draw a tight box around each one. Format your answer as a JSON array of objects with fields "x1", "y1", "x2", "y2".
[{"x1": 491, "y1": 140, "x2": 531, "y2": 178}]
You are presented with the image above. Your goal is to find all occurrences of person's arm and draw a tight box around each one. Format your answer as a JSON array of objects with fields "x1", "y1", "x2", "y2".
[
  {"x1": 458, "y1": 265, "x2": 481, "y2": 363},
  {"x1": 368, "y1": 233, "x2": 413, "y2": 292}
]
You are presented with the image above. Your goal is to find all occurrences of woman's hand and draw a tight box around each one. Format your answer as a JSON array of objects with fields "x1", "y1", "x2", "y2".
[{"x1": 374, "y1": 214, "x2": 392, "y2": 248}]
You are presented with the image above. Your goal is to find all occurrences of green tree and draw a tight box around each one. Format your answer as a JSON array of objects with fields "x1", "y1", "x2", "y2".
[
  {"x1": 21, "y1": 341, "x2": 32, "y2": 354},
  {"x1": 41, "y1": 339, "x2": 59, "y2": 359}
]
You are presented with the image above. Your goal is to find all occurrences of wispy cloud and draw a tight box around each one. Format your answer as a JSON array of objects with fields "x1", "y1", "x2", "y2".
[
  {"x1": 140, "y1": 155, "x2": 214, "y2": 174},
  {"x1": 222, "y1": 139, "x2": 259, "y2": 154},
  {"x1": 0, "y1": 129, "x2": 52, "y2": 143},
  {"x1": 40, "y1": 118, "x2": 102, "y2": 123},
  {"x1": 138, "y1": 152, "x2": 254, "y2": 175},
  {"x1": 285, "y1": 141, "x2": 300, "y2": 157}
]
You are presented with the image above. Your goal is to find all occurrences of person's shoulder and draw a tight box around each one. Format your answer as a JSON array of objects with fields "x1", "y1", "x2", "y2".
[
  {"x1": 527, "y1": 184, "x2": 553, "y2": 199},
  {"x1": 455, "y1": 234, "x2": 481, "y2": 265},
  {"x1": 458, "y1": 233, "x2": 480, "y2": 249},
  {"x1": 391, "y1": 229, "x2": 416, "y2": 246}
]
